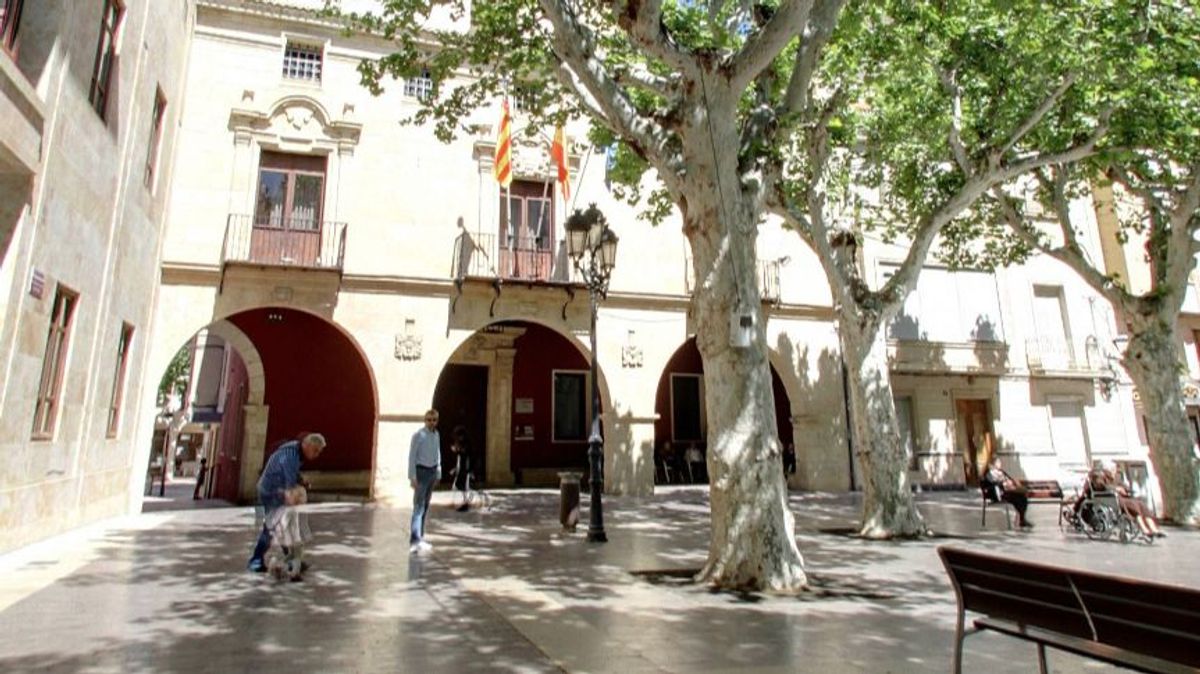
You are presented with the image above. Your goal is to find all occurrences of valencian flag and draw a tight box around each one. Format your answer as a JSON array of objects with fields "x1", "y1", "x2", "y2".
[
  {"x1": 494, "y1": 99, "x2": 513, "y2": 188},
  {"x1": 551, "y1": 125, "x2": 570, "y2": 202}
]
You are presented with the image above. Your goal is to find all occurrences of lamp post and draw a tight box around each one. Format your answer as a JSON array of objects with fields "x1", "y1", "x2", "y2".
[{"x1": 565, "y1": 204, "x2": 618, "y2": 543}]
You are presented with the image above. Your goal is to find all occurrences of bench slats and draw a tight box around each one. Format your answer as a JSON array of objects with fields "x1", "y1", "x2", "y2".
[
  {"x1": 974, "y1": 618, "x2": 1198, "y2": 674},
  {"x1": 940, "y1": 546, "x2": 1200, "y2": 673}
]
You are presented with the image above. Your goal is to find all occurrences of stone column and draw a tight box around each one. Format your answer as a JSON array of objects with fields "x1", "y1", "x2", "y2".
[
  {"x1": 606, "y1": 414, "x2": 657, "y2": 497},
  {"x1": 487, "y1": 347, "x2": 517, "y2": 486},
  {"x1": 239, "y1": 403, "x2": 269, "y2": 501}
]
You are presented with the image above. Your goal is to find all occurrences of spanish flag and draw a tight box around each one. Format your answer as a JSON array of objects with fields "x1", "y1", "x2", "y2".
[
  {"x1": 494, "y1": 100, "x2": 512, "y2": 188},
  {"x1": 551, "y1": 125, "x2": 570, "y2": 202}
]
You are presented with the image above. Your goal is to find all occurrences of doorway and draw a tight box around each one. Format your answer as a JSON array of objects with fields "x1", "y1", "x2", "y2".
[
  {"x1": 956, "y1": 398, "x2": 994, "y2": 485},
  {"x1": 251, "y1": 150, "x2": 326, "y2": 265},
  {"x1": 433, "y1": 364, "x2": 489, "y2": 482}
]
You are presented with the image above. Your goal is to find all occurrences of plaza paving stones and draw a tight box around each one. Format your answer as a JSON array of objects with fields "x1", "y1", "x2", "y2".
[{"x1": 1, "y1": 487, "x2": 1195, "y2": 673}]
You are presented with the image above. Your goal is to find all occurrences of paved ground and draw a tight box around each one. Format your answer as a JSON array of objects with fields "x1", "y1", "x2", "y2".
[{"x1": 1, "y1": 485, "x2": 1196, "y2": 673}]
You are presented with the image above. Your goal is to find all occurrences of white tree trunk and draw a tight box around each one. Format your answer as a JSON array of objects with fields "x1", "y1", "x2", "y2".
[
  {"x1": 839, "y1": 313, "x2": 925, "y2": 537},
  {"x1": 1121, "y1": 322, "x2": 1200, "y2": 525},
  {"x1": 686, "y1": 212, "x2": 807, "y2": 592}
]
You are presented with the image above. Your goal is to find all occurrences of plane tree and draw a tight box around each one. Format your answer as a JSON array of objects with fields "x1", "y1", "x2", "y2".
[
  {"x1": 946, "y1": 1, "x2": 1200, "y2": 523},
  {"x1": 330, "y1": 0, "x2": 1153, "y2": 588}
]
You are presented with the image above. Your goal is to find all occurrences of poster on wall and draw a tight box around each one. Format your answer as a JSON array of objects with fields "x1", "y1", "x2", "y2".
[{"x1": 515, "y1": 398, "x2": 534, "y2": 414}]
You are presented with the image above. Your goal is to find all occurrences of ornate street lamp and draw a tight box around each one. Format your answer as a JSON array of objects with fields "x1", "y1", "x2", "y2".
[{"x1": 565, "y1": 204, "x2": 618, "y2": 543}]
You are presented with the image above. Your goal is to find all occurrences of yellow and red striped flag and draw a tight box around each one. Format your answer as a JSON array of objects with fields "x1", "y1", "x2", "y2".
[
  {"x1": 551, "y1": 125, "x2": 570, "y2": 202},
  {"x1": 493, "y1": 99, "x2": 512, "y2": 188}
]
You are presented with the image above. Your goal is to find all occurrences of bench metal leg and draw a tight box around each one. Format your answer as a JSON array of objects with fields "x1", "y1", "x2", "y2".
[
  {"x1": 1036, "y1": 643, "x2": 1048, "y2": 674},
  {"x1": 953, "y1": 612, "x2": 966, "y2": 674}
]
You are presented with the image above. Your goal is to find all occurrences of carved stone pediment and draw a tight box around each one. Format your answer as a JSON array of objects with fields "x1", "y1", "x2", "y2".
[{"x1": 228, "y1": 93, "x2": 361, "y2": 151}]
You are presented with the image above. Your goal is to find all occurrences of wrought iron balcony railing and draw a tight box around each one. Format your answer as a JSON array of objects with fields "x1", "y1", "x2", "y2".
[
  {"x1": 452, "y1": 231, "x2": 574, "y2": 284},
  {"x1": 221, "y1": 214, "x2": 346, "y2": 271},
  {"x1": 1025, "y1": 335, "x2": 1103, "y2": 374}
]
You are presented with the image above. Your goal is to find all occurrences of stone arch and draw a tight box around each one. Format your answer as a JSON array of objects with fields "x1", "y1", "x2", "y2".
[
  {"x1": 651, "y1": 337, "x2": 794, "y2": 485},
  {"x1": 435, "y1": 317, "x2": 616, "y2": 489}
]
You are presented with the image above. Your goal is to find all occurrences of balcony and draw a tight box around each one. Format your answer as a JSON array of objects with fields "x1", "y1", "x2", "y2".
[
  {"x1": 0, "y1": 50, "x2": 43, "y2": 176},
  {"x1": 221, "y1": 214, "x2": 346, "y2": 271},
  {"x1": 888, "y1": 340, "x2": 1010, "y2": 376},
  {"x1": 683, "y1": 256, "x2": 782, "y2": 303},
  {"x1": 1025, "y1": 335, "x2": 1104, "y2": 377},
  {"x1": 452, "y1": 231, "x2": 574, "y2": 285}
]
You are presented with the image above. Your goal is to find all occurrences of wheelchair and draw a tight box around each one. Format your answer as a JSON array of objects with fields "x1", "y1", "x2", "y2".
[{"x1": 1060, "y1": 487, "x2": 1153, "y2": 544}]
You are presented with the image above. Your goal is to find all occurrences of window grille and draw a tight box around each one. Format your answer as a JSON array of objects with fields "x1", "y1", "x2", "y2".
[
  {"x1": 282, "y1": 42, "x2": 322, "y2": 82},
  {"x1": 404, "y1": 69, "x2": 434, "y2": 99}
]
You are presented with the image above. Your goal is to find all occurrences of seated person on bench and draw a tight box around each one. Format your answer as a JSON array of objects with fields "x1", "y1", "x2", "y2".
[
  {"x1": 982, "y1": 456, "x2": 1033, "y2": 529},
  {"x1": 1088, "y1": 461, "x2": 1165, "y2": 539}
]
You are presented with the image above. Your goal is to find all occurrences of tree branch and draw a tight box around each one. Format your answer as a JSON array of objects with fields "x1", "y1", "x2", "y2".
[
  {"x1": 608, "y1": 0, "x2": 697, "y2": 77},
  {"x1": 610, "y1": 62, "x2": 679, "y2": 98},
  {"x1": 780, "y1": 0, "x2": 847, "y2": 116},
  {"x1": 993, "y1": 182, "x2": 1130, "y2": 308},
  {"x1": 936, "y1": 67, "x2": 972, "y2": 173},
  {"x1": 730, "y1": 0, "x2": 815, "y2": 90},
  {"x1": 997, "y1": 74, "x2": 1077, "y2": 157},
  {"x1": 538, "y1": 0, "x2": 687, "y2": 183}
]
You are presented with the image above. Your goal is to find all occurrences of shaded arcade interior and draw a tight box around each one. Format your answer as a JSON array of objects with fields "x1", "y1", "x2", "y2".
[{"x1": 143, "y1": 307, "x2": 376, "y2": 508}]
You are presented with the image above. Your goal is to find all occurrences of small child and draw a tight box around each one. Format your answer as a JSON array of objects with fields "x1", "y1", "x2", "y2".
[{"x1": 265, "y1": 485, "x2": 310, "y2": 582}]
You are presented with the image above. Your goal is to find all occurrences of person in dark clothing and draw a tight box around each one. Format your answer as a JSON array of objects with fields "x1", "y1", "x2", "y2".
[
  {"x1": 192, "y1": 457, "x2": 207, "y2": 500},
  {"x1": 983, "y1": 456, "x2": 1032, "y2": 529},
  {"x1": 450, "y1": 426, "x2": 473, "y2": 512}
]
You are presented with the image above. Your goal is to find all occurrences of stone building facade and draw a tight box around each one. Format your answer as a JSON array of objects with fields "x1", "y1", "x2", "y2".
[
  {"x1": 0, "y1": 0, "x2": 193, "y2": 552},
  {"x1": 1, "y1": 0, "x2": 1183, "y2": 553}
]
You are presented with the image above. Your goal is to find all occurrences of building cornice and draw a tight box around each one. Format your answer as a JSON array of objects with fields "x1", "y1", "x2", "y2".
[
  {"x1": 160, "y1": 265, "x2": 833, "y2": 321},
  {"x1": 161, "y1": 262, "x2": 222, "y2": 285}
]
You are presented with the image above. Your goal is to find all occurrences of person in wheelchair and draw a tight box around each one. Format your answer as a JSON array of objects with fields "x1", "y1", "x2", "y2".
[{"x1": 1094, "y1": 462, "x2": 1165, "y2": 539}]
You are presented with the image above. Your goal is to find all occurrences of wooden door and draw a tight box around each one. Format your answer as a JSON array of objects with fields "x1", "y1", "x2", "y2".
[
  {"x1": 251, "y1": 151, "x2": 326, "y2": 266},
  {"x1": 956, "y1": 399, "x2": 994, "y2": 485}
]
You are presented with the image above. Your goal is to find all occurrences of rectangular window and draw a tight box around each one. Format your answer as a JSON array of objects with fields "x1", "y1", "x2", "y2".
[
  {"x1": 89, "y1": 0, "x2": 123, "y2": 120},
  {"x1": 144, "y1": 88, "x2": 166, "y2": 189},
  {"x1": 671, "y1": 373, "x2": 706, "y2": 443},
  {"x1": 1, "y1": 0, "x2": 24, "y2": 56},
  {"x1": 552, "y1": 371, "x2": 588, "y2": 442},
  {"x1": 282, "y1": 41, "x2": 322, "y2": 82},
  {"x1": 500, "y1": 180, "x2": 554, "y2": 250},
  {"x1": 107, "y1": 323, "x2": 134, "y2": 437},
  {"x1": 1033, "y1": 284, "x2": 1074, "y2": 369},
  {"x1": 403, "y1": 68, "x2": 434, "y2": 99},
  {"x1": 33, "y1": 287, "x2": 78, "y2": 439},
  {"x1": 254, "y1": 151, "x2": 326, "y2": 230},
  {"x1": 880, "y1": 263, "x2": 1004, "y2": 342}
]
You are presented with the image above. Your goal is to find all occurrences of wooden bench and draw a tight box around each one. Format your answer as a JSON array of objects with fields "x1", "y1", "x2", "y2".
[
  {"x1": 939, "y1": 546, "x2": 1200, "y2": 673},
  {"x1": 981, "y1": 479, "x2": 1065, "y2": 529}
]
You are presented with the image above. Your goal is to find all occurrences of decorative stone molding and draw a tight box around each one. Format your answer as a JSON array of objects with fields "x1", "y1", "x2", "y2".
[
  {"x1": 622, "y1": 330, "x2": 643, "y2": 368},
  {"x1": 622, "y1": 344, "x2": 643, "y2": 368},
  {"x1": 395, "y1": 333, "x2": 423, "y2": 361},
  {"x1": 228, "y1": 93, "x2": 362, "y2": 152}
]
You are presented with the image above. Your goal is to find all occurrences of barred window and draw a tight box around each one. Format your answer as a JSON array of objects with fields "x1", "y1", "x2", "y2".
[
  {"x1": 282, "y1": 42, "x2": 322, "y2": 82},
  {"x1": 403, "y1": 69, "x2": 434, "y2": 99}
]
